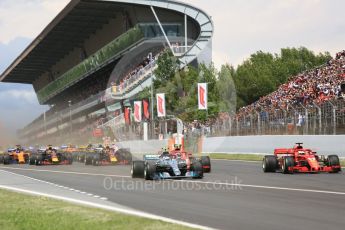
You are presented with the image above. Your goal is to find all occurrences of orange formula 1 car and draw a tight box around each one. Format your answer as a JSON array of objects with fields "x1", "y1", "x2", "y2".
[
  {"x1": 1, "y1": 145, "x2": 29, "y2": 164},
  {"x1": 263, "y1": 143, "x2": 342, "y2": 174}
]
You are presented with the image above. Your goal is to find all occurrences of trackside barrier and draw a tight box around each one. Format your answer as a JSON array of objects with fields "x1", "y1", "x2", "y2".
[{"x1": 115, "y1": 135, "x2": 345, "y2": 157}]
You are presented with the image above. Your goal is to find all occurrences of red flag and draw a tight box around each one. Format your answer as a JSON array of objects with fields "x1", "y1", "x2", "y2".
[
  {"x1": 124, "y1": 107, "x2": 131, "y2": 125},
  {"x1": 143, "y1": 99, "x2": 150, "y2": 120},
  {"x1": 198, "y1": 83, "x2": 208, "y2": 110},
  {"x1": 156, "y1": 93, "x2": 166, "y2": 117},
  {"x1": 134, "y1": 101, "x2": 142, "y2": 122},
  {"x1": 93, "y1": 128, "x2": 103, "y2": 137}
]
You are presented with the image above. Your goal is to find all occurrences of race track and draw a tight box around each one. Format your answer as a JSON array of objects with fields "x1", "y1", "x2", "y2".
[{"x1": 1, "y1": 160, "x2": 345, "y2": 230}]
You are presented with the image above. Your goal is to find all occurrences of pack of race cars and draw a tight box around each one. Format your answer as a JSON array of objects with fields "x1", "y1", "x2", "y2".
[
  {"x1": 0, "y1": 141, "x2": 212, "y2": 180},
  {"x1": 0, "y1": 144, "x2": 133, "y2": 166},
  {"x1": 1, "y1": 142, "x2": 342, "y2": 180}
]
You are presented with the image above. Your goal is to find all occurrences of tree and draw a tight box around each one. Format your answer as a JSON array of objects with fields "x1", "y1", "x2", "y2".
[
  {"x1": 154, "y1": 49, "x2": 179, "y2": 85},
  {"x1": 216, "y1": 64, "x2": 237, "y2": 114},
  {"x1": 233, "y1": 47, "x2": 331, "y2": 108},
  {"x1": 147, "y1": 46, "x2": 332, "y2": 123}
]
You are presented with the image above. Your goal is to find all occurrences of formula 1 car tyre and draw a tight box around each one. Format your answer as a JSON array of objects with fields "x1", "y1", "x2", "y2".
[
  {"x1": 144, "y1": 162, "x2": 156, "y2": 180},
  {"x1": 131, "y1": 161, "x2": 145, "y2": 178},
  {"x1": 327, "y1": 155, "x2": 341, "y2": 173},
  {"x1": 66, "y1": 153, "x2": 73, "y2": 165},
  {"x1": 35, "y1": 154, "x2": 43, "y2": 165},
  {"x1": 92, "y1": 154, "x2": 100, "y2": 166},
  {"x1": 201, "y1": 156, "x2": 211, "y2": 173},
  {"x1": 29, "y1": 155, "x2": 37, "y2": 165},
  {"x1": 85, "y1": 154, "x2": 92, "y2": 165},
  {"x1": 192, "y1": 160, "x2": 204, "y2": 179},
  {"x1": 262, "y1": 155, "x2": 278, "y2": 172},
  {"x1": 282, "y1": 156, "x2": 294, "y2": 174},
  {"x1": 3, "y1": 154, "x2": 10, "y2": 165}
]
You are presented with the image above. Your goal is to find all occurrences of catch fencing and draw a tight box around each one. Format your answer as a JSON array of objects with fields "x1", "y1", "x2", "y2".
[{"x1": 207, "y1": 100, "x2": 345, "y2": 136}]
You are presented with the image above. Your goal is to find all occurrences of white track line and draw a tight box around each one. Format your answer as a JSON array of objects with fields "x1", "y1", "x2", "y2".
[
  {"x1": 0, "y1": 166, "x2": 130, "y2": 178},
  {"x1": 0, "y1": 170, "x2": 109, "y2": 202},
  {"x1": 2, "y1": 166, "x2": 345, "y2": 196},
  {"x1": 181, "y1": 180, "x2": 345, "y2": 196},
  {"x1": 212, "y1": 159, "x2": 260, "y2": 163},
  {"x1": 0, "y1": 187, "x2": 214, "y2": 230},
  {"x1": 212, "y1": 159, "x2": 345, "y2": 169}
]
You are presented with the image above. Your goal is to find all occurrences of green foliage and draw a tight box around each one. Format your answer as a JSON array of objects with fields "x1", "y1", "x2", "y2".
[
  {"x1": 154, "y1": 49, "x2": 179, "y2": 84},
  {"x1": 37, "y1": 26, "x2": 145, "y2": 104},
  {"x1": 154, "y1": 50, "x2": 234, "y2": 122},
  {"x1": 233, "y1": 47, "x2": 331, "y2": 108},
  {"x1": 217, "y1": 65, "x2": 237, "y2": 114},
  {"x1": 153, "y1": 46, "x2": 331, "y2": 123}
]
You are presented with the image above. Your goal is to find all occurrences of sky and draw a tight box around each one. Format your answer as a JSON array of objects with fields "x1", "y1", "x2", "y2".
[{"x1": 0, "y1": 0, "x2": 344, "y2": 143}]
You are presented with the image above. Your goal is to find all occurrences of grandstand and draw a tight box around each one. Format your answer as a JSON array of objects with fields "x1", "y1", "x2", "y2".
[
  {"x1": 0, "y1": 0, "x2": 214, "y2": 144},
  {"x1": 200, "y1": 51, "x2": 345, "y2": 137}
]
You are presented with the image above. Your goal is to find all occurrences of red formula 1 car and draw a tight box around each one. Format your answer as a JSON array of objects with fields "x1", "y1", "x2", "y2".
[
  {"x1": 263, "y1": 143, "x2": 342, "y2": 174},
  {"x1": 167, "y1": 145, "x2": 211, "y2": 173}
]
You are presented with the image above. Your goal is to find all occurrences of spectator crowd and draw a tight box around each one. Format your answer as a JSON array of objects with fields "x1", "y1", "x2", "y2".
[
  {"x1": 110, "y1": 48, "x2": 164, "y2": 93},
  {"x1": 236, "y1": 50, "x2": 345, "y2": 118}
]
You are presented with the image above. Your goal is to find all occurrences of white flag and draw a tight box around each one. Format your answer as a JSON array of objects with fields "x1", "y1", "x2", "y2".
[
  {"x1": 133, "y1": 101, "x2": 142, "y2": 122},
  {"x1": 156, "y1": 93, "x2": 166, "y2": 117},
  {"x1": 198, "y1": 83, "x2": 208, "y2": 110}
]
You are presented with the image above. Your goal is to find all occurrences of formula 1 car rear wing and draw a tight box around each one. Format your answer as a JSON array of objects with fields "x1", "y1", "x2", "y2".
[
  {"x1": 143, "y1": 154, "x2": 160, "y2": 161},
  {"x1": 274, "y1": 148, "x2": 295, "y2": 155}
]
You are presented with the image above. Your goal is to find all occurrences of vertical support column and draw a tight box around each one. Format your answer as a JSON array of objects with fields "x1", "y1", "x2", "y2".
[
  {"x1": 150, "y1": 6, "x2": 175, "y2": 55},
  {"x1": 299, "y1": 103, "x2": 309, "y2": 134},
  {"x1": 327, "y1": 101, "x2": 337, "y2": 135},
  {"x1": 283, "y1": 110, "x2": 287, "y2": 135},
  {"x1": 333, "y1": 107, "x2": 336, "y2": 135},
  {"x1": 256, "y1": 111, "x2": 261, "y2": 135},
  {"x1": 184, "y1": 14, "x2": 188, "y2": 53},
  {"x1": 305, "y1": 109, "x2": 309, "y2": 134},
  {"x1": 143, "y1": 122, "x2": 148, "y2": 141},
  {"x1": 313, "y1": 103, "x2": 322, "y2": 134},
  {"x1": 43, "y1": 111, "x2": 47, "y2": 136},
  {"x1": 164, "y1": 120, "x2": 168, "y2": 138},
  {"x1": 149, "y1": 53, "x2": 154, "y2": 139},
  {"x1": 249, "y1": 114, "x2": 253, "y2": 135},
  {"x1": 236, "y1": 117, "x2": 239, "y2": 136},
  {"x1": 319, "y1": 109, "x2": 322, "y2": 134},
  {"x1": 229, "y1": 116, "x2": 232, "y2": 136},
  {"x1": 266, "y1": 111, "x2": 270, "y2": 135}
]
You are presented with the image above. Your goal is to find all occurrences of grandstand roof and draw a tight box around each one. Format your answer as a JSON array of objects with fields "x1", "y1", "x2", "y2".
[
  {"x1": 0, "y1": 0, "x2": 212, "y2": 85},
  {"x1": 0, "y1": 0, "x2": 138, "y2": 84}
]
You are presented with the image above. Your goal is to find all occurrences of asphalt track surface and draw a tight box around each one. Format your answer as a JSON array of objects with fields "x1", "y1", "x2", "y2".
[{"x1": 1, "y1": 160, "x2": 345, "y2": 230}]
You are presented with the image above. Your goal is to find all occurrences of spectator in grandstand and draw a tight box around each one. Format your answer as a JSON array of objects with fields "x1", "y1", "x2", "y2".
[
  {"x1": 236, "y1": 50, "x2": 345, "y2": 118},
  {"x1": 42, "y1": 49, "x2": 165, "y2": 127}
]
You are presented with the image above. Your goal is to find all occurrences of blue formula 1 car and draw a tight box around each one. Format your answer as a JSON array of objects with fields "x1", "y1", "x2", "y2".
[{"x1": 131, "y1": 149, "x2": 204, "y2": 180}]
